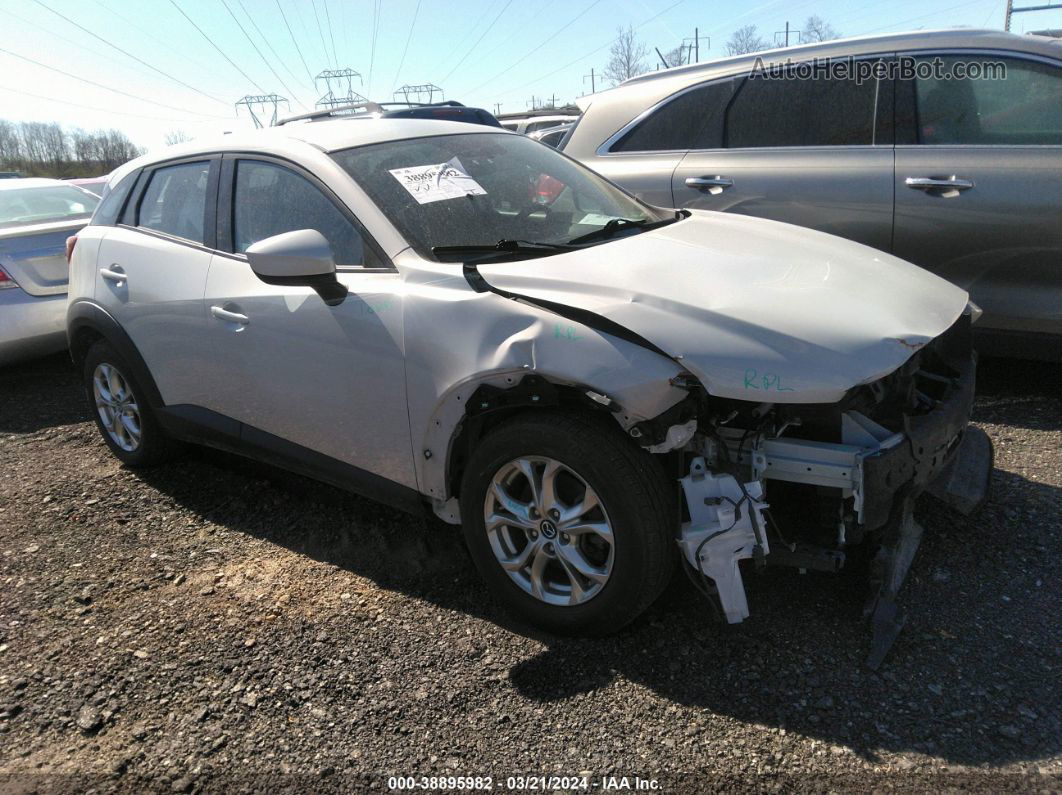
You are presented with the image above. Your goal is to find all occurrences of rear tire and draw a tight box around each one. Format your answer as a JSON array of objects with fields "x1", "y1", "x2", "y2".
[
  {"x1": 83, "y1": 340, "x2": 179, "y2": 467},
  {"x1": 460, "y1": 411, "x2": 675, "y2": 635}
]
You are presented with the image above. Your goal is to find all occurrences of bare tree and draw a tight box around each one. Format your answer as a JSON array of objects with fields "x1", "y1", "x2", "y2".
[
  {"x1": 725, "y1": 25, "x2": 768, "y2": 56},
  {"x1": 0, "y1": 118, "x2": 142, "y2": 177},
  {"x1": 165, "y1": 129, "x2": 192, "y2": 146},
  {"x1": 803, "y1": 15, "x2": 840, "y2": 43},
  {"x1": 662, "y1": 43, "x2": 691, "y2": 68},
  {"x1": 603, "y1": 26, "x2": 649, "y2": 86}
]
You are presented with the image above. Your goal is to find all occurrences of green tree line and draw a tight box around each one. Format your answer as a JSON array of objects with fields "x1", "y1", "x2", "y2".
[{"x1": 0, "y1": 119, "x2": 143, "y2": 178}]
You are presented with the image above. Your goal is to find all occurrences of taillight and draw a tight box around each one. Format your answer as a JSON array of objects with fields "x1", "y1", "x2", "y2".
[
  {"x1": 65, "y1": 235, "x2": 78, "y2": 264},
  {"x1": 0, "y1": 266, "x2": 18, "y2": 290}
]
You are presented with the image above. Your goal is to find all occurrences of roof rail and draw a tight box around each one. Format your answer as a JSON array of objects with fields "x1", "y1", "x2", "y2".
[
  {"x1": 278, "y1": 102, "x2": 383, "y2": 125},
  {"x1": 278, "y1": 100, "x2": 467, "y2": 125}
]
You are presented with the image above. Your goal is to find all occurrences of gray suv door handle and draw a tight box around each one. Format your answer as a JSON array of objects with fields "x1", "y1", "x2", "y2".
[
  {"x1": 685, "y1": 176, "x2": 734, "y2": 193},
  {"x1": 211, "y1": 305, "x2": 250, "y2": 325},
  {"x1": 99, "y1": 266, "x2": 126, "y2": 283},
  {"x1": 905, "y1": 176, "x2": 974, "y2": 192}
]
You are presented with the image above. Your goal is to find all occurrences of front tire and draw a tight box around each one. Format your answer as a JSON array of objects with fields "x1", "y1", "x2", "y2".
[
  {"x1": 459, "y1": 411, "x2": 675, "y2": 635},
  {"x1": 83, "y1": 340, "x2": 178, "y2": 467}
]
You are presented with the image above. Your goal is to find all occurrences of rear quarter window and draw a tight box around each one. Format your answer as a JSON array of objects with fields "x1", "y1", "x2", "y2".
[
  {"x1": 613, "y1": 79, "x2": 738, "y2": 152},
  {"x1": 91, "y1": 171, "x2": 138, "y2": 226}
]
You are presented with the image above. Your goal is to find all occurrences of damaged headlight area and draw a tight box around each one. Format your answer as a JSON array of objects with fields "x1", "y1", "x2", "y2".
[{"x1": 640, "y1": 315, "x2": 991, "y2": 667}]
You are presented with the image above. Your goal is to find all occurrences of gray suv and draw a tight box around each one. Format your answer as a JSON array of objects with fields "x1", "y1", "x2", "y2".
[{"x1": 564, "y1": 29, "x2": 1062, "y2": 360}]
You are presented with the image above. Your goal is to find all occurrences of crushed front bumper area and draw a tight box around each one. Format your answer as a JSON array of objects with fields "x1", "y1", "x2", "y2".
[{"x1": 679, "y1": 337, "x2": 991, "y2": 667}]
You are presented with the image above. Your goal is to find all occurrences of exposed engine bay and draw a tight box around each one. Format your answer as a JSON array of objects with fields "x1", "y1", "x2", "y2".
[{"x1": 644, "y1": 313, "x2": 990, "y2": 667}]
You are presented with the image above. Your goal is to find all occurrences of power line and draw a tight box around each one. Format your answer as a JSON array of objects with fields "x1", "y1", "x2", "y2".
[
  {"x1": 309, "y1": 0, "x2": 332, "y2": 69},
  {"x1": 1, "y1": 6, "x2": 147, "y2": 76},
  {"x1": 275, "y1": 0, "x2": 316, "y2": 87},
  {"x1": 168, "y1": 0, "x2": 267, "y2": 94},
  {"x1": 441, "y1": 0, "x2": 516, "y2": 83},
  {"x1": 0, "y1": 84, "x2": 206, "y2": 123},
  {"x1": 236, "y1": 0, "x2": 311, "y2": 91},
  {"x1": 390, "y1": 0, "x2": 423, "y2": 93},
  {"x1": 219, "y1": 0, "x2": 308, "y2": 109},
  {"x1": 28, "y1": 0, "x2": 231, "y2": 107},
  {"x1": 861, "y1": 0, "x2": 992, "y2": 34},
  {"x1": 368, "y1": 0, "x2": 382, "y2": 97},
  {"x1": 85, "y1": 0, "x2": 225, "y2": 86},
  {"x1": 322, "y1": 0, "x2": 339, "y2": 71},
  {"x1": 494, "y1": 0, "x2": 687, "y2": 97},
  {"x1": 463, "y1": 0, "x2": 605, "y2": 95},
  {"x1": 0, "y1": 45, "x2": 231, "y2": 118}
]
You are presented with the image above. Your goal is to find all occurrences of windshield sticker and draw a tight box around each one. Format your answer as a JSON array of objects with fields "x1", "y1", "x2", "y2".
[
  {"x1": 389, "y1": 157, "x2": 487, "y2": 205},
  {"x1": 576, "y1": 212, "x2": 623, "y2": 226}
]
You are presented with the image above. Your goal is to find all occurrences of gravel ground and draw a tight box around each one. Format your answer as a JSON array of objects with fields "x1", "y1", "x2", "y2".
[{"x1": 0, "y1": 353, "x2": 1059, "y2": 793}]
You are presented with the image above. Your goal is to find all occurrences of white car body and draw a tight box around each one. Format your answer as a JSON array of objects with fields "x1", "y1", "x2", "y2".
[{"x1": 66, "y1": 119, "x2": 986, "y2": 655}]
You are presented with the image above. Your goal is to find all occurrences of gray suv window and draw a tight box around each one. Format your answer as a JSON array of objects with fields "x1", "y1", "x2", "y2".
[
  {"x1": 725, "y1": 69, "x2": 878, "y2": 148},
  {"x1": 137, "y1": 161, "x2": 210, "y2": 244},
  {"x1": 613, "y1": 79, "x2": 738, "y2": 152},
  {"x1": 233, "y1": 160, "x2": 367, "y2": 267},
  {"x1": 912, "y1": 55, "x2": 1062, "y2": 145}
]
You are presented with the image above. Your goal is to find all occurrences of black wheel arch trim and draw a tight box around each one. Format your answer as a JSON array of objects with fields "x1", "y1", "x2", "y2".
[{"x1": 67, "y1": 299, "x2": 165, "y2": 409}]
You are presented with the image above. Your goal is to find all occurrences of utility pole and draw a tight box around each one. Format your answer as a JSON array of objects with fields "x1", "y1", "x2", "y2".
[
  {"x1": 655, "y1": 46, "x2": 670, "y2": 69},
  {"x1": 547, "y1": 93, "x2": 558, "y2": 108},
  {"x1": 1004, "y1": 0, "x2": 1059, "y2": 30},
  {"x1": 494, "y1": 102, "x2": 502, "y2": 115},
  {"x1": 582, "y1": 67, "x2": 596, "y2": 94},
  {"x1": 682, "y1": 28, "x2": 709, "y2": 63},
  {"x1": 775, "y1": 23, "x2": 802, "y2": 47}
]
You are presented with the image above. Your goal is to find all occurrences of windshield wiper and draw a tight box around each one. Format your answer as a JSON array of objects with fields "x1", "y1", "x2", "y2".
[
  {"x1": 432, "y1": 239, "x2": 578, "y2": 262},
  {"x1": 566, "y1": 212, "x2": 685, "y2": 246}
]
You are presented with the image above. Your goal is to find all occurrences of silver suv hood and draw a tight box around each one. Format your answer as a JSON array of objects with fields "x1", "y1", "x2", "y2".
[{"x1": 477, "y1": 211, "x2": 969, "y2": 404}]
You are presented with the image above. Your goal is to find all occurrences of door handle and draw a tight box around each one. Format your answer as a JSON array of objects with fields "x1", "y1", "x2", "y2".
[
  {"x1": 99, "y1": 266, "x2": 126, "y2": 283},
  {"x1": 685, "y1": 176, "x2": 734, "y2": 194},
  {"x1": 210, "y1": 305, "x2": 250, "y2": 325},
  {"x1": 905, "y1": 176, "x2": 974, "y2": 192}
]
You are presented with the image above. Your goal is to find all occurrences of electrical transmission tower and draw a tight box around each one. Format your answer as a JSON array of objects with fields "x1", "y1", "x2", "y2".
[
  {"x1": 393, "y1": 83, "x2": 444, "y2": 104},
  {"x1": 316, "y1": 69, "x2": 368, "y2": 108},
  {"x1": 235, "y1": 94, "x2": 290, "y2": 128}
]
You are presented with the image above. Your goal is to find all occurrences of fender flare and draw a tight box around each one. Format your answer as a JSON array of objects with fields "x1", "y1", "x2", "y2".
[{"x1": 66, "y1": 299, "x2": 165, "y2": 409}]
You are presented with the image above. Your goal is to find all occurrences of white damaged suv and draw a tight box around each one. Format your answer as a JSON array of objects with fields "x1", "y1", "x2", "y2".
[{"x1": 67, "y1": 119, "x2": 989, "y2": 664}]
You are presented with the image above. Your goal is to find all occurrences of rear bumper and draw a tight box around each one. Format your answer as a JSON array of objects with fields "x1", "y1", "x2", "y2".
[{"x1": 0, "y1": 289, "x2": 68, "y2": 366}]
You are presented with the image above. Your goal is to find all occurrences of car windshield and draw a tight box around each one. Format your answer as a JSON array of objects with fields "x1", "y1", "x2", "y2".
[
  {"x1": 331, "y1": 132, "x2": 670, "y2": 260},
  {"x1": 0, "y1": 185, "x2": 100, "y2": 229}
]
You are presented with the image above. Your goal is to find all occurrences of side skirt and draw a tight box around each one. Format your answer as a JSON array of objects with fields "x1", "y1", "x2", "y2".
[{"x1": 156, "y1": 405, "x2": 429, "y2": 519}]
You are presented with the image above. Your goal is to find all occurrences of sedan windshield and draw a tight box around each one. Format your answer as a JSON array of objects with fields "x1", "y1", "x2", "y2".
[
  {"x1": 0, "y1": 185, "x2": 99, "y2": 229},
  {"x1": 331, "y1": 132, "x2": 671, "y2": 261}
]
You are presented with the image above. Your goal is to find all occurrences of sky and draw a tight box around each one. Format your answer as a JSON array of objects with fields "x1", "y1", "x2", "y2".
[{"x1": 1, "y1": 0, "x2": 1060, "y2": 152}]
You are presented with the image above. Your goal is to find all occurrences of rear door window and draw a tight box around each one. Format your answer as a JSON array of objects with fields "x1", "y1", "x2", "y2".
[
  {"x1": 725, "y1": 66, "x2": 879, "y2": 147},
  {"x1": 136, "y1": 161, "x2": 210, "y2": 243}
]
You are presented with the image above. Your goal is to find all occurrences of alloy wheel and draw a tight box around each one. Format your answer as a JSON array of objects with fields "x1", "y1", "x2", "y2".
[
  {"x1": 483, "y1": 456, "x2": 615, "y2": 606},
  {"x1": 92, "y1": 363, "x2": 142, "y2": 452}
]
